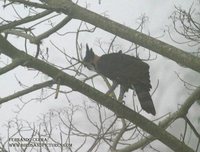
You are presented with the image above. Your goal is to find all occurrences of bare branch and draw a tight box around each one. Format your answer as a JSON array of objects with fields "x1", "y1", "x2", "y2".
[
  {"x1": 116, "y1": 86, "x2": 200, "y2": 152},
  {"x1": 7, "y1": 0, "x2": 200, "y2": 73},
  {"x1": 7, "y1": 0, "x2": 50, "y2": 10},
  {"x1": 3, "y1": 16, "x2": 72, "y2": 44},
  {"x1": 32, "y1": 16, "x2": 72, "y2": 44},
  {"x1": 0, "y1": 10, "x2": 52, "y2": 32},
  {"x1": 0, "y1": 58, "x2": 25, "y2": 75},
  {"x1": 0, "y1": 34, "x2": 196, "y2": 152},
  {"x1": 0, "y1": 80, "x2": 55, "y2": 104}
]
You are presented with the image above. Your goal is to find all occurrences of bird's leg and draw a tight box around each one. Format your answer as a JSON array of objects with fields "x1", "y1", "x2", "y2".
[
  {"x1": 118, "y1": 85, "x2": 126, "y2": 103},
  {"x1": 106, "y1": 81, "x2": 118, "y2": 96}
]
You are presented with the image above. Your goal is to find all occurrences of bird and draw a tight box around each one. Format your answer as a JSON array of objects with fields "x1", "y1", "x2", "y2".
[{"x1": 83, "y1": 44, "x2": 156, "y2": 115}]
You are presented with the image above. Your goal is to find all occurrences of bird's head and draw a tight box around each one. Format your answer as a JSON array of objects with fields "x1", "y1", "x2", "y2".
[{"x1": 83, "y1": 44, "x2": 100, "y2": 71}]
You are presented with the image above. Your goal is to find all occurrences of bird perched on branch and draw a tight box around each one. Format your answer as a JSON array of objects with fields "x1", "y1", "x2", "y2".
[{"x1": 83, "y1": 44, "x2": 156, "y2": 115}]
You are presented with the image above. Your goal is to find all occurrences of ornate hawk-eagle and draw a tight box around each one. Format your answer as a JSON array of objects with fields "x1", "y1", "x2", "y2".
[{"x1": 83, "y1": 44, "x2": 156, "y2": 115}]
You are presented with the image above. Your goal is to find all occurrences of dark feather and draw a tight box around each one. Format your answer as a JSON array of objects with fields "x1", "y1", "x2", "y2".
[
  {"x1": 134, "y1": 85, "x2": 156, "y2": 115},
  {"x1": 83, "y1": 44, "x2": 156, "y2": 115},
  {"x1": 96, "y1": 53, "x2": 155, "y2": 115},
  {"x1": 97, "y1": 53, "x2": 151, "y2": 90}
]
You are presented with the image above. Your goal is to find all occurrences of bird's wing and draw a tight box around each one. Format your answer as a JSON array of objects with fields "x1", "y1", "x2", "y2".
[{"x1": 97, "y1": 53, "x2": 151, "y2": 89}]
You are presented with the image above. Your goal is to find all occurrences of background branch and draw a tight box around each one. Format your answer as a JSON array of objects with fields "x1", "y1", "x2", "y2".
[
  {"x1": 0, "y1": 34, "x2": 196, "y2": 152},
  {"x1": 0, "y1": 80, "x2": 55, "y2": 104}
]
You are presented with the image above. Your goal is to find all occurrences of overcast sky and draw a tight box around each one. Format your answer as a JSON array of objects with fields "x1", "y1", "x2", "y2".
[{"x1": 0, "y1": 0, "x2": 200, "y2": 151}]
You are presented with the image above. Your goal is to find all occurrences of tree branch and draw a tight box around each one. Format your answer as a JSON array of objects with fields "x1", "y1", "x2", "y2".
[
  {"x1": 116, "y1": 85, "x2": 200, "y2": 152},
  {"x1": 7, "y1": 0, "x2": 200, "y2": 73},
  {"x1": 0, "y1": 58, "x2": 25, "y2": 75},
  {"x1": 0, "y1": 35, "x2": 196, "y2": 152},
  {"x1": 31, "y1": 16, "x2": 72, "y2": 44},
  {"x1": 70, "y1": 2, "x2": 200, "y2": 73},
  {"x1": 3, "y1": 15, "x2": 71, "y2": 44},
  {"x1": 0, "y1": 10, "x2": 52, "y2": 32},
  {"x1": 0, "y1": 80, "x2": 55, "y2": 104},
  {"x1": 7, "y1": 0, "x2": 50, "y2": 10}
]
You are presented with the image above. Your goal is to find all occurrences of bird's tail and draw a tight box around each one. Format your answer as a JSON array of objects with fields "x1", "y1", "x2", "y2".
[{"x1": 135, "y1": 87, "x2": 156, "y2": 115}]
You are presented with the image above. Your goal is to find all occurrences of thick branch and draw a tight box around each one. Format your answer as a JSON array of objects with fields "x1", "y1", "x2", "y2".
[
  {"x1": 31, "y1": 16, "x2": 72, "y2": 43},
  {"x1": 0, "y1": 35, "x2": 196, "y2": 152},
  {"x1": 3, "y1": 16, "x2": 71, "y2": 44},
  {"x1": 3, "y1": 29, "x2": 35, "y2": 42},
  {"x1": 117, "y1": 86, "x2": 200, "y2": 152},
  {"x1": 0, "y1": 80, "x2": 55, "y2": 104},
  {"x1": 0, "y1": 10, "x2": 52, "y2": 32},
  {"x1": 0, "y1": 58, "x2": 25, "y2": 75},
  {"x1": 10, "y1": 0, "x2": 200, "y2": 73},
  {"x1": 8, "y1": 0, "x2": 49, "y2": 10},
  {"x1": 68, "y1": 2, "x2": 200, "y2": 73}
]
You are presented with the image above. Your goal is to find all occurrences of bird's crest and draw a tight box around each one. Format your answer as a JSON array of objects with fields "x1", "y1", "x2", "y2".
[
  {"x1": 83, "y1": 44, "x2": 96, "y2": 71},
  {"x1": 84, "y1": 44, "x2": 94, "y2": 63}
]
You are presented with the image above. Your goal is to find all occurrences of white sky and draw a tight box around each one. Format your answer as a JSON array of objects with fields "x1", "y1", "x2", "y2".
[{"x1": 0, "y1": 0, "x2": 200, "y2": 151}]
